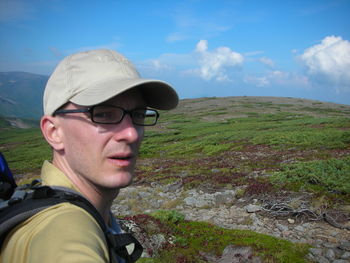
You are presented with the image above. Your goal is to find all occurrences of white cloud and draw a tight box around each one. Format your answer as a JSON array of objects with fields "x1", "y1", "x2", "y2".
[
  {"x1": 139, "y1": 40, "x2": 244, "y2": 82},
  {"x1": 244, "y1": 75, "x2": 269, "y2": 87},
  {"x1": 195, "y1": 39, "x2": 208, "y2": 53},
  {"x1": 139, "y1": 59, "x2": 173, "y2": 72},
  {"x1": 192, "y1": 40, "x2": 244, "y2": 81},
  {"x1": 49, "y1": 47, "x2": 64, "y2": 58},
  {"x1": 244, "y1": 70, "x2": 309, "y2": 88},
  {"x1": 300, "y1": 36, "x2": 350, "y2": 92},
  {"x1": 139, "y1": 53, "x2": 195, "y2": 71},
  {"x1": 259, "y1": 57, "x2": 275, "y2": 68},
  {"x1": 244, "y1": 50, "x2": 264, "y2": 57},
  {"x1": 68, "y1": 40, "x2": 122, "y2": 55},
  {"x1": 166, "y1": 32, "x2": 187, "y2": 43}
]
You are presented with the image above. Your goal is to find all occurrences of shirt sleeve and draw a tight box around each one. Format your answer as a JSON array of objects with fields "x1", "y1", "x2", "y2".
[{"x1": 1, "y1": 203, "x2": 110, "y2": 263}]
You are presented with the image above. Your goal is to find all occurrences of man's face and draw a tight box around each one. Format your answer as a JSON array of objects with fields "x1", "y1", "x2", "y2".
[{"x1": 56, "y1": 89, "x2": 145, "y2": 192}]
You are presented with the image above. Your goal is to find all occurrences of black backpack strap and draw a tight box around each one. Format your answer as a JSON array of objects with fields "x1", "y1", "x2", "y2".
[
  {"x1": 0, "y1": 185, "x2": 143, "y2": 263},
  {"x1": 106, "y1": 232, "x2": 143, "y2": 263},
  {"x1": 0, "y1": 187, "x2": 73, "y2": 246},
  {"x1": 0, "y1": 153, "x2": 17, "y2": 200},
  {"x1": 0, "y1": 182, "x2": 14, "y2": 200},
  {"x1": 49, "y1": 187, "x2": 144, "y2": 262}
]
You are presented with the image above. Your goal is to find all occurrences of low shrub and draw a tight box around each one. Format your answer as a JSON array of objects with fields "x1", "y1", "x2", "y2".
[
  {"x1": 271, "y1": 156, "x2": 350, "y2": 194},
  {"x1": 150, "y1": 210, "x2": 185, "y2": 224}
]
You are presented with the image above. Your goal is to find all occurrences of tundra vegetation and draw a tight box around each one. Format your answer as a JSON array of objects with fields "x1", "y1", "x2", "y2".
[{"x1": 1, "y1": 96, "x2": 349, "y2": 262}]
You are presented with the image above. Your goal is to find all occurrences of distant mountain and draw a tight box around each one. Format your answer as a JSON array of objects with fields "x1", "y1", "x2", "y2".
[
  {"x1": 0, "y1": 115, "x2": 39, "y2": 129},
  {"x1": 0, "y1": 72, "x2": 48, "y2": 119}
]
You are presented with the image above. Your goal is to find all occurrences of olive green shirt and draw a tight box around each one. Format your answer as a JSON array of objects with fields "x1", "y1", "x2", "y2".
[{"x1": 0, "y1": 161, "x2": 110, "y2": 263}]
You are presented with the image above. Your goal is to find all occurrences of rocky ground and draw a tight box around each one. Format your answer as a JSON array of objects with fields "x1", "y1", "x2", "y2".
[{"x1": 112, "y1": 182, "x2": 350, "y2": 263}]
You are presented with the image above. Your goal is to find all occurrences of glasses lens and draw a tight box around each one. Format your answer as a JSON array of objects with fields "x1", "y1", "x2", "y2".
[
  {"x1": 132, "y1": 109, "x2": 158, "y2": 126},
  {"x1": 92, "y1": 106, "x2": 123, "y2": 124}
]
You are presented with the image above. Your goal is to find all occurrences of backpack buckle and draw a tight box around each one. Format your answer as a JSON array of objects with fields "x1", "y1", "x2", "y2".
[{"x1": 8, "y1": 190, "x2": 27, "y2": 205}]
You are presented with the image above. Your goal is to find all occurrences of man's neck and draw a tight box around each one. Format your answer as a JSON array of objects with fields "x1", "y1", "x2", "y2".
[
  {"x1": 79, "y1": 185, "x2": 118, "y2": 224},
  {"x1": 52, "y1": 157, "x2": 119, "y2": 224}
]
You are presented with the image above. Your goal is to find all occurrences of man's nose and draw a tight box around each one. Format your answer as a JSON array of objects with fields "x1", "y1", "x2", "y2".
[{"x1": 112, "y1": 114, "x2": 143, "y2": 142}]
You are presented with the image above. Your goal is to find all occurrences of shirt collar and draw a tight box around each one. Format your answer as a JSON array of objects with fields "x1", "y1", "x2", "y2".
[{"x1": 41, "y1": 160, "x2": 81, "y2": 193}]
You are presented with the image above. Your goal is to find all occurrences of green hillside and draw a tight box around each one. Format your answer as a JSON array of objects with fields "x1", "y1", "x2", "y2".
[
  {"x1": 1, "y1": 96, "x2": 349, "y2": 262},
  {"x1": 2, "y1": 96, "x2": 349, "y2": 196}
]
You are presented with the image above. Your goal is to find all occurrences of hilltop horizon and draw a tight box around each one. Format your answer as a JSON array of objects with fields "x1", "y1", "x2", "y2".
[{"x1": 1, "y1": 70, "x2": 350, "y2": 123}]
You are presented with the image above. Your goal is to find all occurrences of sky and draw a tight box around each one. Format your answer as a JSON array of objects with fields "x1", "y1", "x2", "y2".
[{"x1": 1, "y1": 0, "x2": 350, "y2": 105}]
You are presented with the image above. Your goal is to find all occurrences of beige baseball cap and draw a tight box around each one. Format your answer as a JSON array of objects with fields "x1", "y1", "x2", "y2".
[{"x1": 43, "y1": 49, "x2": 179, "y2": 115}]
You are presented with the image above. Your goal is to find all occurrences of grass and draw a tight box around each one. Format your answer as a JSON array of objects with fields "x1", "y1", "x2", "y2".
[
  {"x1": 141, "y1": 112, "x2": 350, "y2": 157},
  {"x1": 0, "y1": 128, "x2": 51, "y2": 175},
  {"x1": 2, "y1": 100, "x2": 350, "y2": 195},
  {"x1": 1, "y1": 96, "x2": 349, "y2": 262},
  {"x1": 134, "y1": 211, "x2": 311, "y2": 263}
]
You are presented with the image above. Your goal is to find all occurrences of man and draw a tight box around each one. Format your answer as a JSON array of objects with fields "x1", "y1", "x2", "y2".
[{"x1": 0, "y1": 49, "x2": 178, "y2": 262}]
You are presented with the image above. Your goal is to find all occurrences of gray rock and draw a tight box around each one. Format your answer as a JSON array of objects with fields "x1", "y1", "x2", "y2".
[
  {"x1": 287, "y1": 218, "x2": 295, "y2": 224},
  {"x1": 138, "y1": 191, "x2": 151, "y2": 199},
  {"x1": 214, "y1": 192, "x2": 234, "y2": 206},
  {"x1": 184, "y1": 195, "x2": 214, "y2": 208},
  {"x1": 309, "y1": 248, "x2": 324, "y2": 257},
  {"x1": 150, "y1": 182, "x2": 160, "y2": 188},
  {"x1": 341, "y1": 251, "x2": 350, "y2": 259},
  {"x1": 330, "y1": 230, "x2": 340, "y2": 237},
  {"x1": 339, "y1": 242, "x2": 350, "y2": 251},
  {"x1": 218, "y1": 245, "x2": 262, "y2": 263},
  {"x1": 276, "y1": 223, "x2": 289, "y2": 232},
  {"x1": 112, "y1": 184, "x2": 350, "y2": 262},
  {"x1": 149, "y1": 199, "x2": 162, "y2": 209},
  {"x1": 324, "y1": 242, "x2": 336, "y2": 248},
  {"x1": 333, "y1": 248, "x2": 345, "y2": 258},
  {"x1": 150, "y1": 234, "x2": 167, "y2": 250},
  {"x1": 158, "y1": 191, "x2": 170, "y2": 198},
  {"x1": 184, "y1": 196, "x2": 197, "y2": 206},
  {"x1": 306, "y1": 253, "x2": 316, "y2": 261},
  {"x1": 294, "y1": 225, "x2": 305, "y2": 232},
  {"x1": 164, "y1": 180, "x2": 183, "y2": 192},
  {"x1": 319, "y1": 257, "x2": 331, "y2": 263},
  {"x1": 325, "y1": 248, "x2": 336, "y2": 261},
  {"x1": 245, "y1": 204, "x2": 262, "y2": 213},
  {"x1": 251, "y1": 215, "x2": 264, "y2": 227}
]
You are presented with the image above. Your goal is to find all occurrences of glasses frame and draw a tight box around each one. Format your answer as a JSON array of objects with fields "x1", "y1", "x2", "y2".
[{"x1": 53, "y1": 105, "x2": 160, "y2": 126}]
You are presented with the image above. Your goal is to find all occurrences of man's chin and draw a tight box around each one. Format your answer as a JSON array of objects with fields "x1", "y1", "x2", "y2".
[{"x1": 105, "y1": 172, "x2": 134, "y2": 189}]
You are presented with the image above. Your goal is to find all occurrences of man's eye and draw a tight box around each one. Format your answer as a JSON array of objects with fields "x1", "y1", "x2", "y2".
[
  {"x1": 94, "y1": 111, "x2": 114, "y2": 119},
  {"x1": 133, "y1": 112, "x2": 145, "y2": 119}
]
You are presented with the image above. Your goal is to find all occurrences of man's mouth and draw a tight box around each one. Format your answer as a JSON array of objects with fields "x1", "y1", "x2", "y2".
[
  {"x1": 108, "y1": 154, "x2": 134, "y2": 167},
  {"x1": 110, "y1": 156, "x2": 131, "y2": 160}
]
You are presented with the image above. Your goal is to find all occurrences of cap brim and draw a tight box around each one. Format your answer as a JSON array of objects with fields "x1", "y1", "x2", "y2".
[{"x1": 69, "y1": 78, "x2": 179, "y2": 110}]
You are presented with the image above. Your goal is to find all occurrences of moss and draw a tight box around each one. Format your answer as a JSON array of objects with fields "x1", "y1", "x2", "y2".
[
  {"x1": 149, "y1": 219, "x2": 310, "y2": 262},
  {"x1": 131, "y1": 211, "x2": 309, "y2": 262}
]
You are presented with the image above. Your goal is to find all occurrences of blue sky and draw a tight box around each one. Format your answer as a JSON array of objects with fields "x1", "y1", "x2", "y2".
[{"x1": 1, "y1": 0, "x2": 350, "y2": 105}]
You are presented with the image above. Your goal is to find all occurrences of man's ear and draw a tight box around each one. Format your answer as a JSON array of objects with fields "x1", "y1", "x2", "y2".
[{"x1": 40, "y1": 115, "x2": 64, "y2": 151}]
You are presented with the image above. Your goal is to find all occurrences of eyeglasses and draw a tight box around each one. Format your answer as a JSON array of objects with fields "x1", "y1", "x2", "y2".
[{"x1": 54, "y1": 105, "x2": 159, "y2": 126}]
